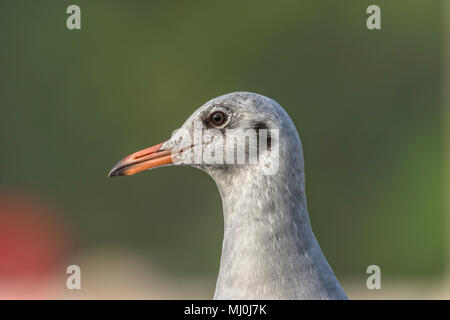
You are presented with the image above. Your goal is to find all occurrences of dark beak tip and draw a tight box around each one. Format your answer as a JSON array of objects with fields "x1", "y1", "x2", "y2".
[{"x1": 108, "y1": 166, "x2": 121, "y2": 178}]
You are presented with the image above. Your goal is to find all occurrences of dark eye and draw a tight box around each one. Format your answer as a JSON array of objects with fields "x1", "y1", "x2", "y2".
[{"x1": 209, "y1": 111, "x2": 227, "y2": 127}]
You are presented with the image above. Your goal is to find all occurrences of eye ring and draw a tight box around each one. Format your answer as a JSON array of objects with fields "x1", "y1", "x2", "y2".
[{"x1": 209, "y1": 111, "x2": 227, "y2": 127}]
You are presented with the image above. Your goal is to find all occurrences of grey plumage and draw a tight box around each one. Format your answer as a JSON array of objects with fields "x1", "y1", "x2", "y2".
[
  {"x1": 162, "y1": 92, "x2": 347, "y2": 299},
  {"x1": 110, "y1": 92, "x2": 347, "y2": 299}
]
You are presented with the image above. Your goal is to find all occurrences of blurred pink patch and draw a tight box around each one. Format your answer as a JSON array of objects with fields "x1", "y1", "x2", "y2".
[{"x1": 0, "y1": 191, "x2": 72, "y2": 299}]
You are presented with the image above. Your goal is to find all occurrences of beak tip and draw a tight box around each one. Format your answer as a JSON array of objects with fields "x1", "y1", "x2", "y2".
[{"x1": 108, "y1": 167, "x2": 120, "y2": 178}]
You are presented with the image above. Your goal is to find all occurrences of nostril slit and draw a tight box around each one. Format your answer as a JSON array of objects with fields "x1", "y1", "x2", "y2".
[{"x1": 135, "y1": 154, "x2": 146, "y2": 160}]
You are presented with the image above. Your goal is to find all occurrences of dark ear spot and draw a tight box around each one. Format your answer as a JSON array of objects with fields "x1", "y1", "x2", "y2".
[
  {"x1": 252, "y1": 121, "x2": 271, "y2": 151},
  {"x1": 253, "y1": 121, "x2": 268, "y2": 131}
]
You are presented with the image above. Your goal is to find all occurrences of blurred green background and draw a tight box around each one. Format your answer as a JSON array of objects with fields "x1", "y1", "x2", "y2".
[{"x1": 0, "y1": 0, "x2": 446, "y2": 297}]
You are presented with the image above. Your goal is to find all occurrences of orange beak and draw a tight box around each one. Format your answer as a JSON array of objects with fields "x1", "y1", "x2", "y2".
[{"x1": 108, "y1": 142, "x2": 173, "y2": 177}]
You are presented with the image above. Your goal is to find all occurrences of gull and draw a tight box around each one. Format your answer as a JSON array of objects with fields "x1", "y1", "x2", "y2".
[{"x1": 108, "y1": 92, "x2": 347, "y2": 300}]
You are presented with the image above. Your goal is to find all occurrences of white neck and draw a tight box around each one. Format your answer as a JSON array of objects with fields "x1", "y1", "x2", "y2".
[{"x1": 210, "y1": 143, "x2": 347, "y2": 299}]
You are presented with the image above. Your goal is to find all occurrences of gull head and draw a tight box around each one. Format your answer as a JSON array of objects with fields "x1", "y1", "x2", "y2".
[{"x1": 108, "y1": 92, "x2": 303, "y2": 180}]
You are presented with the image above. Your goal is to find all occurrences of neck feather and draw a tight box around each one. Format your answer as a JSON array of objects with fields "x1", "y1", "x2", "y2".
[{"x1": 210, "y1": 150, "x2": 347, "y2": 299}]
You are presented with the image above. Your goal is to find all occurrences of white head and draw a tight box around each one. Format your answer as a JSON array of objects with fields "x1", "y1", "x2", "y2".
[
  {"x1": 108, "y1": 92, "x2": 305, "y2": 195},
  {"x1": 108, "y1": 92, "x2": 347, "y2": 300}
]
